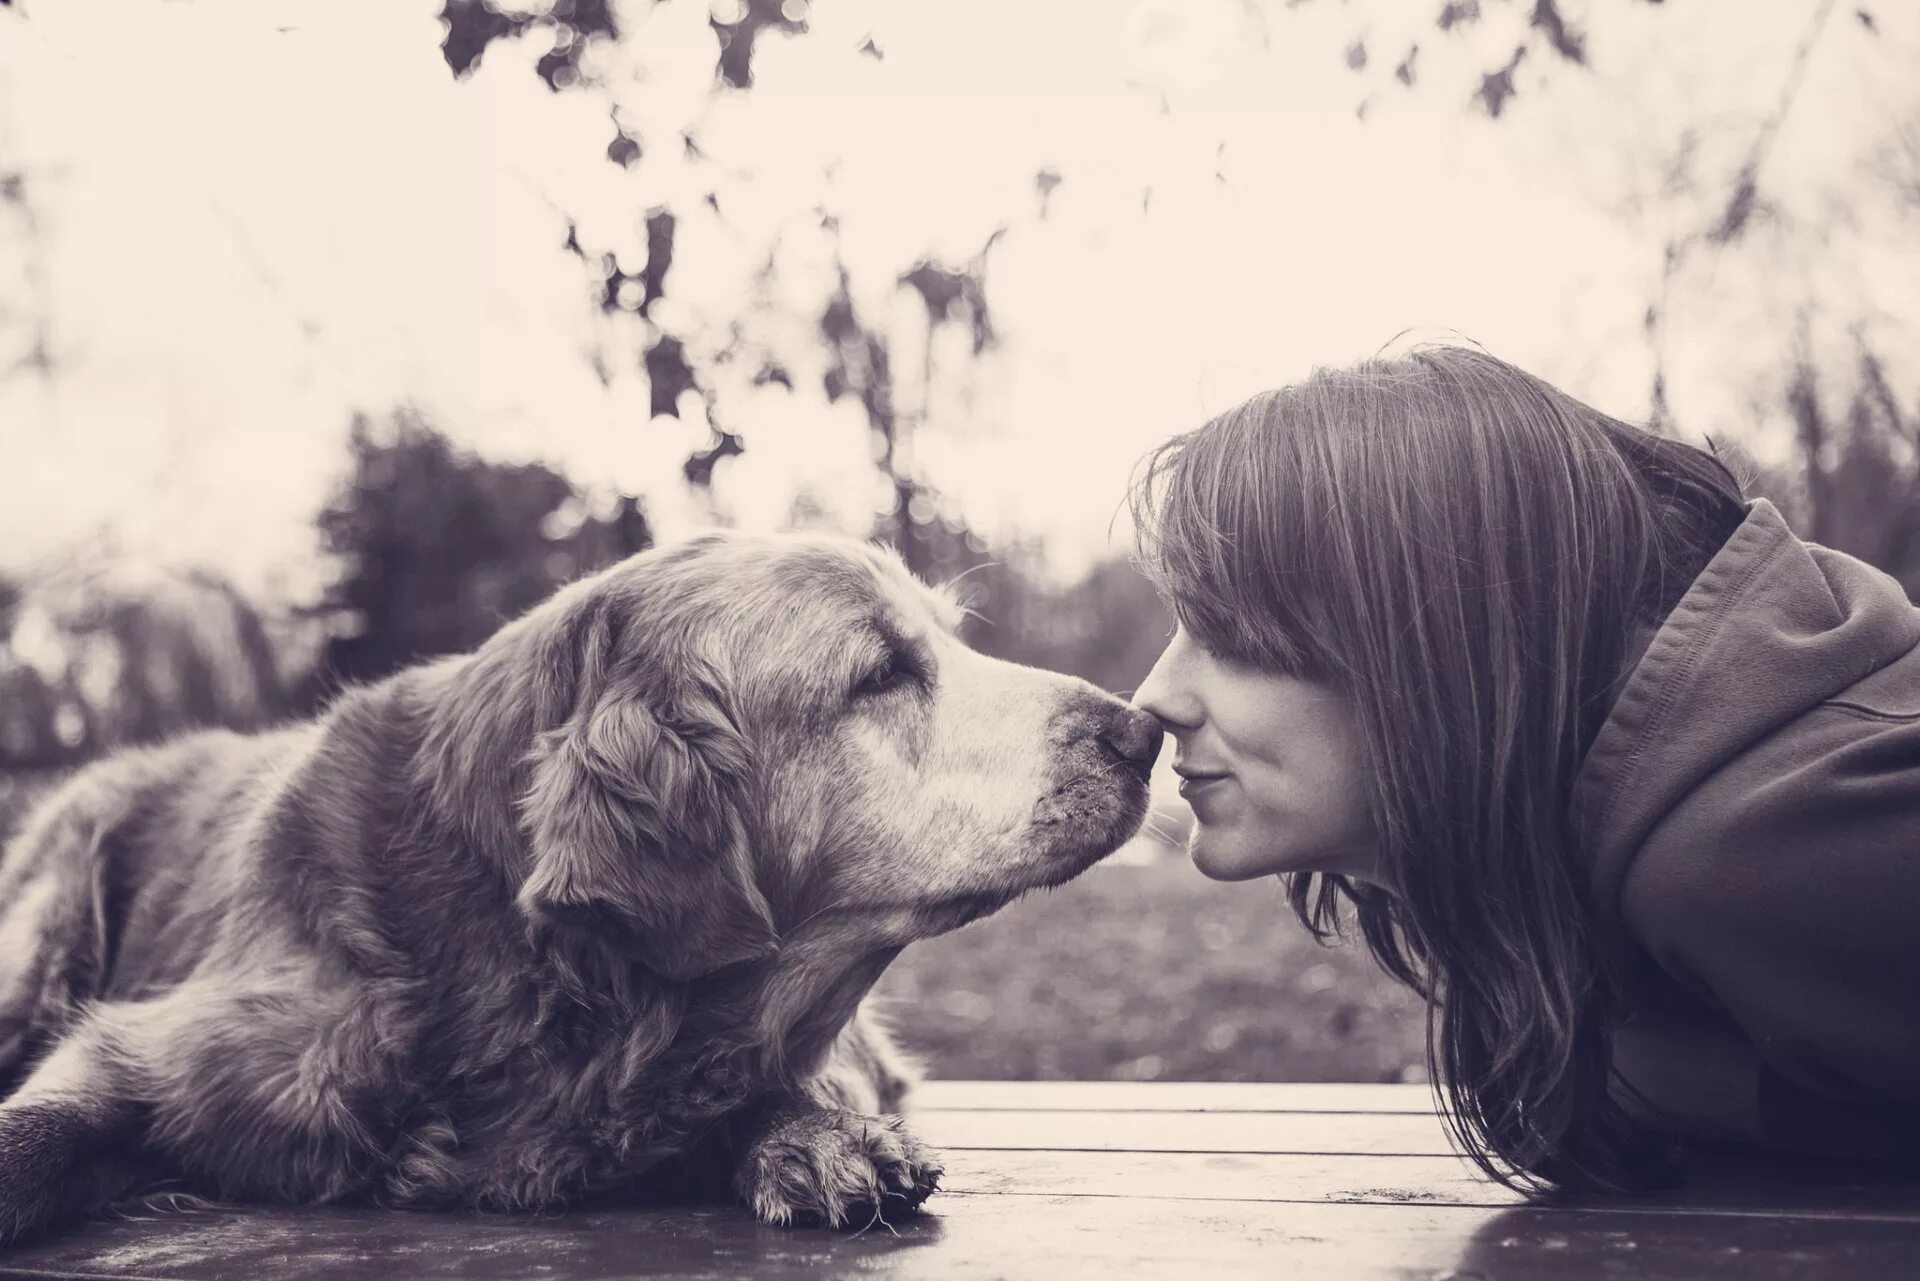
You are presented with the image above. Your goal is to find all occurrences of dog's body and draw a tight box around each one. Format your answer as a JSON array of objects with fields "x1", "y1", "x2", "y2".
[{"x1": 0, "y1": 533, "x2": 1159, "y2": 1241}]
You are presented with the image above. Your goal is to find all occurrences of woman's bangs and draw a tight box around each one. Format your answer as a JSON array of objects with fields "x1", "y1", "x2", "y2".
[{"x1": 1130, "y1": 416, "x2": 1334, "y2": 679}]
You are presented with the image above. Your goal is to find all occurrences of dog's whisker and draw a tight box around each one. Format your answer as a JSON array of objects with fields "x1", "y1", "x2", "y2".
[{"x1": 939, "y1": 559, "x2": 1003, "y2": 595}]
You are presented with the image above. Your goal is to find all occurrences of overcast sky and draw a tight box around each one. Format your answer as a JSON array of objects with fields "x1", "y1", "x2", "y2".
[{"x1": 1, "y1": 0, "x2": 1913, "y2": 599}]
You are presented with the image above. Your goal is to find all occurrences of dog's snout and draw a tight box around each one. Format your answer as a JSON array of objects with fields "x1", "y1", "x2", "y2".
[{"x1": 1098, "y1": 706, "x2": 1164, "y2": 770}]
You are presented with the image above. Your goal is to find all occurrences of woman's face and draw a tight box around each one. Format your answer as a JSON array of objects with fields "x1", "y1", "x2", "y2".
[{"x1": 1134, "y1": 625, "x2": 1379, "y2": 883}]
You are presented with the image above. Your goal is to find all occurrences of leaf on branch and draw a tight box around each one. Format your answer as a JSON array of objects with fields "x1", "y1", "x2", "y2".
[
  {"x1": 902, "y1": 262, "x2": 968, "y2": 320},
  {"x1": 1856, "y1": 8, "x2": 1876, "y2": 33},
  {"x1": 640, "y1": 210, "x2": 675, "y2": 316},
  {"x1": 439, "y1": 0, "x2": 618, "y2": 88},
  {"x1": 1395, "y1": 44, "x2": 1420, "y2": 87},
  {"x1": 901, "y1": 252, "x2": 997, "y2": 356},
  {"x1": 821, "y1": 286, "x2": 861, "y2": 348},
  {"x1": 712, "y1": 0, "x2": 809, "y2": 90},
  {"x1": 683, "y1": 430, "x2": 745, "y2": 488},
  {"x1": 1707, "y1": 166, "x2": 1759, "y2": 244},
  {"x1": 440, "y1": 0, "x2": 528, "y2": 78},
  {"x1": 606, "y1": 120, "x2": 642, "y2": 169},
  {"x1": 1437, "y1": 1, "x2": 1482, "y2": 34},
  {"x1": 1474, "y1": 45, "x2": 1528, "y2": 118},
  {"x1": 1036, "y1": 167, "x2": 1063, "y2": 220},
  {"x1": 645, "y1": 335, "x2": 697, "y2": 418},
  {"x1": 1530, "y1": 0, "x2": 1586, "y2": 64},
  {"x1": 1345, "y1": 39, "x2": 1368, "y2": 72}
]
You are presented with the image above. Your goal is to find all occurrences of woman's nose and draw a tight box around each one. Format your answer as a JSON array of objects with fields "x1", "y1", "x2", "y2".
[{"x1": 1133, "y1": 641, "x2": 1202, "y2": 733}]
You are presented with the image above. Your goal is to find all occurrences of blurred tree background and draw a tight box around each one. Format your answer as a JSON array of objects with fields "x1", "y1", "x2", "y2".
[
  {"x1": 308, "y1": 411, "x2": 654, "y2": 694},
  {"x1": 1, "y1": 0, "x2": 1915, "y2": 1082}
]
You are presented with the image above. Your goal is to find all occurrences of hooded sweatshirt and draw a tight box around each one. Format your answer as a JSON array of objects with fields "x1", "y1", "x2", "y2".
[{"x1": 1573, "y1": 498, "x2": 1920, "y2": 1158}]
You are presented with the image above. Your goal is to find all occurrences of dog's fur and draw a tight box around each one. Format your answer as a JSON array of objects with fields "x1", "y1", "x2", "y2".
[{"x1": 0, "y1": 532, "x2": 1159, "y2": 1241}]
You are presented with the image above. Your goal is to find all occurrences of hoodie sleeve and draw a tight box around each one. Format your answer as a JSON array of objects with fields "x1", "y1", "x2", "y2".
[{"x1": 1618, "y1": 703, "x2": 1920, "y2": 1153}]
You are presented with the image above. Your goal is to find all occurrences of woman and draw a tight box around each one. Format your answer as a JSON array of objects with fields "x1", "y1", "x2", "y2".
[{"x1": 1130, "y1": 343, "x2": 1920, "y2": 1194}]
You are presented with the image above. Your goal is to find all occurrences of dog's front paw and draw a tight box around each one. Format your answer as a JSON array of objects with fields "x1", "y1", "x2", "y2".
[{"x1": 733, "y1": 1106, "x2": 943, "y2": 1228}]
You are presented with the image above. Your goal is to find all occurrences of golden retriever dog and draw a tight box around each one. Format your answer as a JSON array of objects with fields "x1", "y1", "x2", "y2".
[{"x1": 0, "y1": 532, "x2": 1160, "y2": 1242}]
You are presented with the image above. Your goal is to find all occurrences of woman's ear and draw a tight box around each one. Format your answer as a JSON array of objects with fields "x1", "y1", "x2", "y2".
[{"x1": 516, "y1": 683, "x2": 778, "y2": 980}]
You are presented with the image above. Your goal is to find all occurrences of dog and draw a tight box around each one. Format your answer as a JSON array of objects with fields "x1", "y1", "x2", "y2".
[{"x1": 0, "y1": 531, "x2": 1160, "y2": 1242}]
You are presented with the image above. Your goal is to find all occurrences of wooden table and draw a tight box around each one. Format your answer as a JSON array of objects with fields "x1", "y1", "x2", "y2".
[{"x1": 2, "y1": 1082, "x2": 1915, "y2": 1279}]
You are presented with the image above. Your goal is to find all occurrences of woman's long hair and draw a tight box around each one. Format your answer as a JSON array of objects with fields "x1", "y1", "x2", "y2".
[{"x1": 1129, "y1": 344, "x2": 1748, "y2": 1193}]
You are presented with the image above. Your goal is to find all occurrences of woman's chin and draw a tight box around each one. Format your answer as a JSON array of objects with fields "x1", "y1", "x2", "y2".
[{"x1": 1186, "y1": 828, "x2": 1275, "y2": 882}]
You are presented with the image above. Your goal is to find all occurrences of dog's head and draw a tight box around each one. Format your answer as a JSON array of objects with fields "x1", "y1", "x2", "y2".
[{"x1": 455, "y1": 531, "x2": 1158, "y2": 982}]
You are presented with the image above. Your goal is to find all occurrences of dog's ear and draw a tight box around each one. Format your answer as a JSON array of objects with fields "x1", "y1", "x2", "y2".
[{"x1": 516, "y1": 674, "x2": 778, "y2": 981}]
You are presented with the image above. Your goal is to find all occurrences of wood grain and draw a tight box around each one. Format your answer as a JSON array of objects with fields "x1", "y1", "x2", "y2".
[
  {"x1": 2, "y1": 1081, "x2": 1913, "y2": 1281},
  {"x1": 915, "y1": 1107, "x2": 1459, "y2": 1155},
  {"x1": 3, "y1": 1193, "x2": 1918, "y2": 1281},
  {"x1": 914, "y1": 1079, "x2": 1437, "y2": 1113}
]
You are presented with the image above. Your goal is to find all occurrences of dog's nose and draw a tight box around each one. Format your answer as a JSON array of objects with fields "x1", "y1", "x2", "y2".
[{"x1": 1099, "y1": 706, "x2": 1164, "y2": 770}]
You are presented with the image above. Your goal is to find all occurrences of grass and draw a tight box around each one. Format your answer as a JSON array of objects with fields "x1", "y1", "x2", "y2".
[{"x1": 875, "y1": 850, "x2": 1430, "y2": 1084}]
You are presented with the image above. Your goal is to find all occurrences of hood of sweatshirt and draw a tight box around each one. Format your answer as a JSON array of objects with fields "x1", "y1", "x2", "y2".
[{"x1": 1573, "y1": 497, "x2": 1920, "y2": 914}]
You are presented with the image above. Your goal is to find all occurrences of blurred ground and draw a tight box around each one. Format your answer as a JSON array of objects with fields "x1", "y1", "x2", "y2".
[{"x1": 876, "y1": 850, "x2": 1429, "y2": 1084}]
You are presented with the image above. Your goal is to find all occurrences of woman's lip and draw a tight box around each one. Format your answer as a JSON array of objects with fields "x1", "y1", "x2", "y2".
[{"x1": 1177, "y1": 774, "x2": 1230, "y2": 799}]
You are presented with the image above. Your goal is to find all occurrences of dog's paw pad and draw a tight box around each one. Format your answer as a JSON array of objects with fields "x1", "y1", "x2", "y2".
[
  {"x1": 736, "y1": 1108, "x2": 943, "y2": 1228},
  {"x1": 872, "y1": 1126, "x2": 941, "y2": 1206}
]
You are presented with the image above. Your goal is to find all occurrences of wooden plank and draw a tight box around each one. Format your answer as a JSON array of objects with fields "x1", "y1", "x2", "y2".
[
  {"x1": 3, "y1": 1191, "x2": 1918, "y2": 1281},
  {"x1": 914, "y1": 1107, "x2": 1459, "y2": 1156},
  {"x1": 944, "y1": 1146, "x2": 1523, "y2": 1209},
  {"x1": 935, "y1": 1148, "x2": 1920, "y2": 1222},
  {"x1": 915, "y1": 1080, "x2": 1435, "y2": 1114}
]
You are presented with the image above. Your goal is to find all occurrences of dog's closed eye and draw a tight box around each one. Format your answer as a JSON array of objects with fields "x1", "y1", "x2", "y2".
[
  {"x1": 851, "y1": 633, "x2": 929, "y2": 701},
  {"x1": 853, "y1": 652, "x2": 912, "y2": 699}
]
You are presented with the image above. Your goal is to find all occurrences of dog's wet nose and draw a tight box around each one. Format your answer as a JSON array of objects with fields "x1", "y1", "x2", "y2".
[{"x1": 1099, "y1": 706, "x2": 1164, "y2": 771}]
